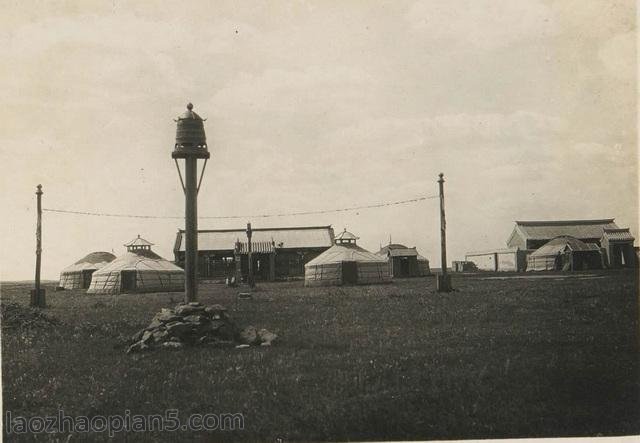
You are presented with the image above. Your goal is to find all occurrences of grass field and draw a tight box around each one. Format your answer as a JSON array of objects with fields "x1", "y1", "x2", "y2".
[{"x1": 2, "y1": 271, "x2": 639, "y2": 442}]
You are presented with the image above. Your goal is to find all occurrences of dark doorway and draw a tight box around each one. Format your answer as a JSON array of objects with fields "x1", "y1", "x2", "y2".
[
  {"x1": 341, "y1": 261, "x2": 358, "y2": 285},
  {"x1": 400, "y1": 258, "x2": 410, "y2": 277},
  {"x1": 82, "y1": 270, "x2": 94, "y2": 289},
  {"x1": 121, "y1": 271, "x2": 137, "y2": 292}
]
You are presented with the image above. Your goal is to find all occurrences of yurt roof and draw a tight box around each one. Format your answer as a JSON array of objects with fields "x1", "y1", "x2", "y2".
[
  {"x1": 530, "y1": 236, "x2": 600, "y2": 258},
  {"x1": 93, "y1": 250, "x2": 183, "y2": 274},
  {"x1": 305, "y1": 243, "x2": 387, "y2": 266},
  {"x1": 61, "y1": 251, "x2": 116, "y2": 273},
  {"x1": 125, "y1": 235, "x2": 154, "y2": 247},
  {"x1": 335, "y1": 229, "x2": 359, "y2": 242}
]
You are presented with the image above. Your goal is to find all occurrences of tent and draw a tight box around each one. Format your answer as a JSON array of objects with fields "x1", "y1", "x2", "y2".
[
  {"x1": 87, "y1": 236, "x2": 184, "y2": 294},
  {"x1": 58, "y1": 251, "x2": 116, "y2": 289},
  {"x1": 527, "y1": 236, "x2": 603, "y2": 271},
  {"x1": 305, "y1": 229, "x2": 391, "y2": 286}
]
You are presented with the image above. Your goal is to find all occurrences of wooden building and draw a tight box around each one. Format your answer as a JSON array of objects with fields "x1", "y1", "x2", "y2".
[
  {"x1": 173, "y1": 226, "x2": 335, "y2": 281},
  {"x1": 465, "y1": 219, "x2": 636, "y2": 271},
  {"x1": 600, "y1": 228, "x2": 636, "y2": 268},
  {"x1": 507, "y1": 219, "x2": 620, "y2": 250},
  {"x1": 376, "y1": 243, "x2": 430, "y2": 277},
  {"x1": 507, "y1": 219, "x2": 635, "y2": 269}
]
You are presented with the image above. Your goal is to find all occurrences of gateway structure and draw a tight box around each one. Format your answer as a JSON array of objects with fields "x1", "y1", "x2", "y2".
[
  {"x1": 304, "y1": 229, "x2": 391, "y2": 286},
  {"x1": 87, "y1": 236, "x2": 184, "y2": 294},
  {"x1": 58, "y1": 252, "x2": 116, "y2": 289}
]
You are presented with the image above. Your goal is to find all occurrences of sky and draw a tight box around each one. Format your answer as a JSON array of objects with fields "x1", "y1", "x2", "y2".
[{"x1": 0, "y1": 0, "x2": 637, "y2": 280}]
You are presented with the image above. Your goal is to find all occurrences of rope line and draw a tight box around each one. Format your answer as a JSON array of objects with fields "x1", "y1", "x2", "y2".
[{"x1": 42, "y1": 195, "x2": 438, "y2": 220}]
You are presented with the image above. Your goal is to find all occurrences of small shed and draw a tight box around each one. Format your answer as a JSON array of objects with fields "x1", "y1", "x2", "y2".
[
  {"x1": 58, "y1": 252, "x2": 116, "y2": 289},
  {"x1": 305, "y1": 229, "x2": 390, "y2": 287},
  {"x1": 376, "y1": 243, "x2": 430, "y2": 277},
  {"x1": 527, "y1": 236, "x2": 604, "y2": 271},
  {"x1": 87, "y1": 236, "x2": 184, "y2": 294},
  {"x1": 452, "y1": 261, "x2": 477, "y2": 272},
  {"x1": 600, "y1": 228, "x2": 636, "y2": 268}
]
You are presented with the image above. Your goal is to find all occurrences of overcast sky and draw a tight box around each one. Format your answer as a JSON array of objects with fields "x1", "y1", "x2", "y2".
[{"x1": 1, "y1": 0, "x2": 636, "y2": 280}]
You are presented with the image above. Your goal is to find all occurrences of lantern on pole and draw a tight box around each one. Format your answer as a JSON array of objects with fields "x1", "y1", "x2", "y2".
[{"x1": 172, "y1": 103, "x2": 210, "y2": 302}]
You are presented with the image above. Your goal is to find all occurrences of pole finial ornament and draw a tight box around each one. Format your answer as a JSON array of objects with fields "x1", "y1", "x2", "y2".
[{"x1": 187, "y1": 102, "x2": 193, "y2": 111}]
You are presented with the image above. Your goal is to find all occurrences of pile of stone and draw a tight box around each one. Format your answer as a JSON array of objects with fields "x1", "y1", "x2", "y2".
[{"x1": 127, "y1": 301, "x2": 277, "y2": 353}]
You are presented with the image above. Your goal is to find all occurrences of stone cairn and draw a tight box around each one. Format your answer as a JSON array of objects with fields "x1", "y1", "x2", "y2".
[{"x1": 127, "y1": 301, "x2": 277, "y2": 353}]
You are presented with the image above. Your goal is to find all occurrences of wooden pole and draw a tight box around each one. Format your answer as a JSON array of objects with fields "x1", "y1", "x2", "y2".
[
  {"x1": 246, "y1": 222, "x2": 254, "y2": 288},
  {"x1": 32, "y1": 184, "x2": 46, "y2": 307},
  {"x1": 437, "y1": 173, "x2": 452, "y2": 292},
  {"x1": 184, "y1": 156, "x2": 198, "y2": 302}
]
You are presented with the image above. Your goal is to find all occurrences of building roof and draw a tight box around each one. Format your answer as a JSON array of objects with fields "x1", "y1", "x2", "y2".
[
  {"x1": 529, "y1": 236, "x2": 601, "y2": 257},
  {"x1": 602, "y1": 228, "x2": 635, "y2": 242},
  {"x1": 60, "y1": 252, "x2": 116, "y2": 274},
  {"x1": 387, "y1": 248, "x2": 419, "y2": 257},
  {"x1": 175, "y1": 226, "x2": 334, "y2": 252},
  {"x1": 305, "y1": 243, "x2": 387, "y2": 266},
  {"x1": 335, "y1": 229, "x2": 359, "y2": 242},
  {"x1": 125, "y1": 235, "x2": 154, "y2": 247},
  {"x1": 377, "y1": 243, "x2": 426, "y2": 258},
  {"x1": 93, "y1": 249, "x2": 183, "y2": 274},
  {"x1": 510, "y1": 219, "x2": 619, "y2": 242},
  {"x1": 377, "y1": 243, "x2": 407, "y2": 254}
]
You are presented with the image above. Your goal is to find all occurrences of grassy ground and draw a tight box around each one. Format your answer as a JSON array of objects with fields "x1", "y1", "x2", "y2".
[{"x1": 2, "y1": 271, "x2": 639, "y2": 442}]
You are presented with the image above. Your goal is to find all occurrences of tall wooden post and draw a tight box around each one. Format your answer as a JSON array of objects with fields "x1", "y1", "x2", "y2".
[
  {"x1": 172, "y1": 103, "x2": 210, "y2": 303},
  {"x1": 31, "y1": 184, "x2": 46, "y2": 307},
  {"x1": 246, "y1": 222, "x2": 255, "y2": 288},
  {"x1": 184, "y1": 156, "x2": 198, "y2": 302},
  {"x1": 436, "y1": 173, "x2": 452, "y2": 292}
]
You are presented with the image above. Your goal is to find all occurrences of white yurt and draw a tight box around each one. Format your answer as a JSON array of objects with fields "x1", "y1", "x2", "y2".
[
  {"x1": 58, "y1": 251, "x2": 116, "y2": 289},
  {"x1": 304, "y1": 229, "x2": 391, "y2": 287},
  {"x1": 87, "y1": 236, "x2": 184, "y2": 294}
]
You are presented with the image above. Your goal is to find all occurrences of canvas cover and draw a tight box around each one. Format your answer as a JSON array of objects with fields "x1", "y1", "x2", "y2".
[
  {"x1": 527, "y1": 236, "x2": 601, "y2": 271},
  {"x1": 87, "y1": 250, "x2": 184, "y2": 294},
  {"x1": 304, "y1": 244, "x2": 390, "y2": 286},
  {"x1": 59, "y1": 251, "x2": 116, "y2": 289}
]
